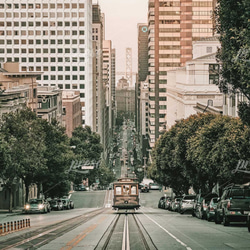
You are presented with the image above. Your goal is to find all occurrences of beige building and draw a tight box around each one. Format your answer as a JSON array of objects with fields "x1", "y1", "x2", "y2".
[
  {"x1": 37, "y1": 86, "x2": 62, "y2": 124},
  {"x1": 167, "y1": 37, "x2": 222, "y2": 129},
  {"x1": 147, "y1": 0, "x2": 216, "y2": 148},
  {"x1": 62, "y1": 91, "x2": 82, "y2": 137},
  {"x1": 0, "y1": 62, "x2": 41, "y2": 117}
]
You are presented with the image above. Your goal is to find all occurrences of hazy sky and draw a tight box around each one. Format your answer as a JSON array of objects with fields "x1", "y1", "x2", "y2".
[{"x1": 95, "y1": 0, "x2": 148, "y2": 77}]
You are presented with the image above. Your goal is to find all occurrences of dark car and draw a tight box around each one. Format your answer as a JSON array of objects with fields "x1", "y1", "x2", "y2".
[
  {"x1": 206, "y1": 197, "x2": 219, "y2": 221},
  {"x1": 158, "y1": 196, "x2": 167, "y2": 209},
  {"x1": 23, "y1": 199, "x2": 50, "y2": 214},
  {"x1": 141, "y1": 184, "x2": 149, "y2": 193},
  {"x1": 247, "y1": 213, "x2": 250, "y2": 232},
  {"x1": 179, "y1": 195, "x2": 196, "y2": 214},
  {"x1": 50, "y1": 199, "x2": 63, "y2": 211},
  {"x1": 214, "y1": 184, "x2": 250, "y2": 226},
  {"x1": 69, "y1": 200, "x2": 74, "y2": 209},
  {"x1": 193, "y1": 193, "x2": 218, "y2": 219}
]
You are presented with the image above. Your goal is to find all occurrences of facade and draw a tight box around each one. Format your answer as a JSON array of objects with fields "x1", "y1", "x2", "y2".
[
  {"x1": 37, "y1": 86, "x2": 63, "y2": 124},
  {"x1": 116, "y1": 80, "x2": 135, "y2": 116},
  {"x1": 0, "y1": 62, "x2": 41, "y2": 116},
  {"x1": 102, "y1": 40, "x2": 112, "y2": 159},
  {"x1": 111, "y1": 48, "x2": 116, "y2": 131},
  {"x1": 92, "y1": 4, "x2": 105, "y2": 140},
  {"x1": 166, "y1": 37, "x2": 222, "y2": 129},
  {"x1": 0, "y1": 0, "x2": 93, "y2": 128},
  {"x1": 62, "y1": 91, "x2": 82, "y2": 137},
  {"x1": 139, "y1": 80, "x2": 150, "y2": 159},
  {"x1": 147, "y1": 0, "x2": 216, "y2": 148},
  {"x1": 136, "y1": 23, "x2": 149, "y2": 154}
]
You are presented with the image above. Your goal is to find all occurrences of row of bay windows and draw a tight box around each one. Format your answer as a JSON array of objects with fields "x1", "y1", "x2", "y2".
[{"x1": 0, "y1": 3, "x2": 85, "y2": 10}]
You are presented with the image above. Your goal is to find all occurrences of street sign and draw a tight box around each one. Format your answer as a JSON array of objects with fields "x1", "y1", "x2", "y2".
[{"x1": 81, "y1": 166, "x2": 95, "y2": 170}]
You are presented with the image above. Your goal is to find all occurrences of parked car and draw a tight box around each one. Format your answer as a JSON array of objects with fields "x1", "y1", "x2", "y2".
[
  {"x1": 149, "y1": 183, "x2": 161, "y2": 190},
  {"x1": 23, "y1": 199, "x2": 50, "y2": 214},
  {"x1": 214, "y1": 183, "x2": 250, "y2": 226},
  {"x1": 247, "y1": 213, "x2": 250, "y2": 232},
  {"x1": 164, "y1": 197, "x2": 173, "y2": 210},
  {"x1": 206, "y1": 197, "x2": 219, "y2": 221},
  {"x1": 158, "y1": 196, "x2": 167, "y2": 209},
  {"x1": 49, "y1": 199, "x2": 63, "y2": 211},
  {"x1": 193, "y1": 193, "x2": 218, "y2": 219},
  {"x1": 171, "y1": 197, "x2": 182, "y2": 212},
  {"x1": 141, "y1": 184, "x2": 149, "y2": 193},
  {"x1": 61, "y1": 198, "x2": 71, "y2": 210},
  {"x1": 69, "y1": 200, "x2": 74, "y2": 209},
  {"x1": 179, "y1": 195, "x2": 196, "y2": 214}
]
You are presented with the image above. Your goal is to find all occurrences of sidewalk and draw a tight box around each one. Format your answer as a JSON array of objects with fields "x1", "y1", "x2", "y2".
[{"x1": 0, "y1": 208, "x2": 23, "y2": 219}]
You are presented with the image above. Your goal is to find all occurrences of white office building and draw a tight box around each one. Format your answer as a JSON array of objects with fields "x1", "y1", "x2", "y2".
[{"x1": 0, "y1": 0, "x2": 93, "y2": 127}]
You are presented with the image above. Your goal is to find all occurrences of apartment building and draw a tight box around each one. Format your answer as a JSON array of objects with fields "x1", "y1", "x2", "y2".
[
  {"x1": 147, "y1": 0, "x2": 216, "y2": 148},
  {"x1": 0, "y1": 0, "x2": 93, "y2": 128}
]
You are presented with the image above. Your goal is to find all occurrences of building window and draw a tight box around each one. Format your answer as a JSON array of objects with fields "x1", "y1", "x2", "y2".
[
  {"x1": 65, "y1": 84, "x2": 70, "y2": 89},
  {"x1": 80, "y1": 84, "x2": 85, "y2": 89}
]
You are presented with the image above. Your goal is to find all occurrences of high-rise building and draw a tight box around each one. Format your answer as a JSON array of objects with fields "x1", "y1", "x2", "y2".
[
  {"x1": 103, "y1": 40, "x2": 115, "y2": 160},
  {"x1": 111, "y1": 48, "x2": 116, "y2": 131},
  {"x1": 147, "y1": 0, "x2": 215, "y2": 148},
  {"x1": 0, "y1": 0, "x2": 93, "y2": 128},
  {"x1": 136, "y1": 23, "x2": 149, "y2": 159},
  {"x1": 92, "y1": 4, "x2": 105, "y2": 141}
]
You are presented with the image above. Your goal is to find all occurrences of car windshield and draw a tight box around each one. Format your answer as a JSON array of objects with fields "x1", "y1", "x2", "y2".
[
  {"x1": 183, "y1": 196, "x2": 195, "y2": 200},
  {"x1": 29, "y1": 199, "x2": 42, "y2": 204},
  {"x1": 230, "y1": 189, "x2": 250, "y2": 199}
]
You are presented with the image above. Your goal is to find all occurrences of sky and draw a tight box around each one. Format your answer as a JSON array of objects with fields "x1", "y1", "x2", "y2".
[{"x1": 94, "y1": 0, "x2": 148, "y2": 79}]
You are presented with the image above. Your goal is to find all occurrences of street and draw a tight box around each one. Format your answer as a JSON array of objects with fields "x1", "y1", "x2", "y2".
[{"x1": 0, "y1": 190, "x2": 249, "y2": 249}]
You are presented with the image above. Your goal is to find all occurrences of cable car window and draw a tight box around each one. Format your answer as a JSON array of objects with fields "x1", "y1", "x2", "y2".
[
  {"x1": 116, "y1": 186, "x2": 121, "y2": 195},
  {"x1": 123, "y1": 185, "x2": 130, "y2": 194},
  {"x1": 131, "y1": 186, "x2": 136, "y2": 195}
]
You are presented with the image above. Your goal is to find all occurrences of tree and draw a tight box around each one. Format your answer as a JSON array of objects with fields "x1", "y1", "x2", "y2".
[
  {"x1": 97, "y1": 161, "x2": 116, "y2": 188},
  {"x1": 149, "y1": 113, "x2": 218, "y2": 195},
  {"x1": 215, "y1": 0, "x2": 250, "y2": 125},
  {"x1": 37, "y1": 119, "x2": 74, "y2": 198},
  {"x1": 0, "y1": 133, "x2": 19, "y2": 212},
  {"x1": 70, "y1": 126, "x2": 103, "y2": 187},
  {"x1": 0, "y1": 109, "x2": 47, "y2": 203}
]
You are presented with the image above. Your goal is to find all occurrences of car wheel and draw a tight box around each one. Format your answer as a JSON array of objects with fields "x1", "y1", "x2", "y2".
[
  {"x1": 192, "y1": 210, "x2": 195, "y2": 217},
  {"x1": 207, "y1": 213, "x2": 212, "y2": 222},
  {"x1": 214, "y1": 212, "x2": 221, "y2": 224},
  {"x1": 223, "y1": 213, "x2": 230, "y2": 226},
  {"x1": 247, "y1": 219, "x2": 250, "y2": 232}
]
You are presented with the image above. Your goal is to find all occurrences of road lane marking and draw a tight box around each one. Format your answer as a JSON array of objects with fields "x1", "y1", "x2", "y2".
[
  {"x1": 143, "y1": 213, "x2": 192, "y2": 250},
  {"x1": 61, "y1": 216, "x2": 107, "y2": 250}
]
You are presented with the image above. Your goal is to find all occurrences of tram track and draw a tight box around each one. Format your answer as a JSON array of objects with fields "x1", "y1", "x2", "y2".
[
  {"x1": 95, "y1": 211, "x2": 157, "y2": 250},
  {"x1": 0, "y1": 208, "x2": 106, "y2": 250}
]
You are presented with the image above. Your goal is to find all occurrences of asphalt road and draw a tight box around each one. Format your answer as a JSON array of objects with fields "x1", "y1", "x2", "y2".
[{"x1": 1, "y1": 190, "x2": 249, "y2": 249}]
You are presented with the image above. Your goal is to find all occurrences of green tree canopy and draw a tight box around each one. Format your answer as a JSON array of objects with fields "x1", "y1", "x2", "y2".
[
  {"x1": 149, "y1": 113, "x2": 250, "y2": 195},
  {"x1": 215, "y1": 0, "x2": 250, "y2": 125}
]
